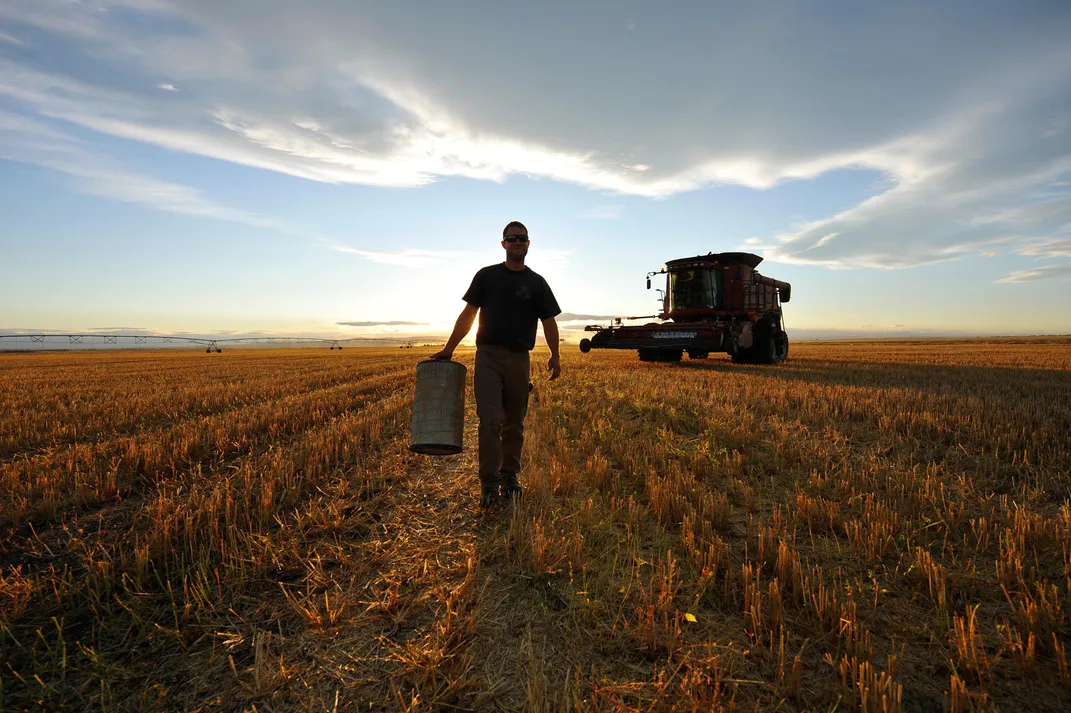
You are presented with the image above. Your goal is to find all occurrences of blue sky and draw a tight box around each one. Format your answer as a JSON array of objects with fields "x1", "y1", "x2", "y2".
[{"x1": 1, "y1": 0, "x2": 1069, "y2": 342}]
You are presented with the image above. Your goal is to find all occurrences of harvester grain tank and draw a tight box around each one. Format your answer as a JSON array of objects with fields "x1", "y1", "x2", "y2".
[{"x1": 579, "y1": 252, "x2": 791, "y2": 364}]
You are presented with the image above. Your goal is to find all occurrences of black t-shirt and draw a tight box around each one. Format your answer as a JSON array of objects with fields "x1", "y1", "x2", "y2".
[{"x1": 463, "y1": 263, "x2": 561, "y2": 352}]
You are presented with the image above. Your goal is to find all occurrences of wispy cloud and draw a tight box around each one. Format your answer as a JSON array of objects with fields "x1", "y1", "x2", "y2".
[
  {"x1": 328, "y1": 247, "x2": 456, "y2": 266},
  {"x1": 337, "y1": 320, "x2": 427, "y2": 327},
  {"x1": 1019, "y1": 239, "x2": 1071, "y2": 257},
  {"x1": 64, "y1": 163, "x2": 294, "y2": 229},
  {"x1": 764, "y1": 97, "x2": 1071, "y2": 268},
  {"x1": 0, "y1": 31, "x2": 24, "y2": 45},
  {"x1": 85, "y1": 325, "x2": 153, "y2": 331},
  {"x1": 0, "y1": 108, "x2": 453, "y2": 267},
  {"x1": 996, "y1": 263, "x2": 1071, "y2": 283},
  {"x1": 0, "y1": 108, "x2": 293, "y2": 230},
  {"x1": 157, "y1": 83, "x2": 178, "y2": 92}
]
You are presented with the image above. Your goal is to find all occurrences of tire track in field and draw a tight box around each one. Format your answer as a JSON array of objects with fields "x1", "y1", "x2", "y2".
[
  {"x1": 286, "y1": 352, "x2": 513, "y2": 708},
  {"x1": 294, "y1": 354, "x2": 587, "y2": 711}
]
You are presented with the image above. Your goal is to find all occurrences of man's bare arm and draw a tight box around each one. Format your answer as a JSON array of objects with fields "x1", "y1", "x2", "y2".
[
  {"x1": 542, "y1": 317, "x2": 561, "y2": 380},
  {"x1": 432, "y1": 304, "x2": 479, "y2": 359}
]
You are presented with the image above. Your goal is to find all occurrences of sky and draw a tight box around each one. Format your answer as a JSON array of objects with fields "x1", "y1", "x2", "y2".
[{"x1": 1, "y1": 0, "x2": 1070, "y2": 344}]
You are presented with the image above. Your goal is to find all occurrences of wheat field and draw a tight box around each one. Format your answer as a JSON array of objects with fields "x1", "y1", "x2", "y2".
[{"x1": 1, "y1": 339, "x2": 1069, "y2": 712}]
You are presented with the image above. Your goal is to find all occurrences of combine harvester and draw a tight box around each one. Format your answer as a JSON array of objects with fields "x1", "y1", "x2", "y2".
[{"x1": 579, "y1": 252, "x2": 791, "y2": 364}]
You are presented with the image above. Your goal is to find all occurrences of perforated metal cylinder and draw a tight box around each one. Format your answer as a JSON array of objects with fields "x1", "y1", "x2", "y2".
[{"x1": 409, "y1": 359, "x2": 467, "y2": 455}]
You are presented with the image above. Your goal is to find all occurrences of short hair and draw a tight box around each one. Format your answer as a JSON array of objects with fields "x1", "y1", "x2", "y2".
[{"x1": 502, "y1": 220, "x2": 527, "y2": 238}]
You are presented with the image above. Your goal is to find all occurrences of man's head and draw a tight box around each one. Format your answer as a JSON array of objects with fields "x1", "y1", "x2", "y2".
[{"x1": 501, "y1": 220, "x2": 529, "y2": 263}]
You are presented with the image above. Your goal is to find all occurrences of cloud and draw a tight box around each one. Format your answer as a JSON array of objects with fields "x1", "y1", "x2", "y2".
[
  {"x1": 0, "y1": 108, "x2": 298, "y2": 231},
  {"x1": 337, "y1": 320, "x2": 427, "y2": 327},
  {"x1": 995, "y1": 263, "x2": 1071, "y2": 283},
  {"x1": 1020, "y1": 239, "x2": 1071, "y2": 257},
  {"x1": 157, "y1": 83, "x2": 178, "y2": 92},
  {"x1": 0, "y1": 108, "x2": 434, "y2": 264},
  {"x1": 763, "y1": 98, "x2": 1071, "y2": 268},
  {"x1": 0, "y1": 0, "x2": 1069, "y2": 270},
  {"x1": 328, "y1": 247, "x2": 456, "y2": 266},
  {"x1": 577, "y1": 204, "x2": 625, "y2": 219},
  {"x1": 0, "y1": 31, "x2": 24, "y2": 45}
]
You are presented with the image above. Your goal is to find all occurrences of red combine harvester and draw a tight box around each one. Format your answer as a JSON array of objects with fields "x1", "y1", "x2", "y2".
[{"x1": 579, "y1": 252, "x2": 791, "y2": 364}]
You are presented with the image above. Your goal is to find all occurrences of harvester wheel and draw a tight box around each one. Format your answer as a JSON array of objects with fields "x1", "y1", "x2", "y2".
[
  {"x1": 638, "y1": 348, "x2": 657, "y2": 362},
  {"x1": 748, "y1": 320, "x2": 779, "y2": 364},
  {"x1": 731, "y1": 349, "x2": 750, "y2": 364},
  {"x1": 754, "y1": 332, "x2": 777, "y2": 364},
  {"x1": 579, "y1": 338, "x2": 592, "y2": 353},
  {"x1": 687, "y1": 350, "x2": 708, "y2": 360},
  {"x1": 777, "y1": 333, "x2": 789, "y2": 361},
  {"x1": 659, "y1": 349, "x2": 683, "y2": 362}
]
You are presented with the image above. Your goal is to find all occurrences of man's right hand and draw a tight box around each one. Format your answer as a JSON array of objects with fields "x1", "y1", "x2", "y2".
[{"x1": 430, "y1": 349, "x2": 453, "y2": 360}]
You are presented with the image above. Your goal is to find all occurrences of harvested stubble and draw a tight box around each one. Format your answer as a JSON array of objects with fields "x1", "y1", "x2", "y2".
[{"x1": 1, "y1": 339, "x2": 1069, "y2": 712}]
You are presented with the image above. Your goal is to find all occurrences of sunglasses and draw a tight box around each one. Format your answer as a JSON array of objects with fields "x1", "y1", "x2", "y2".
[{"x1": 503, "y1": 235, "x2": 529, "y2": 243}]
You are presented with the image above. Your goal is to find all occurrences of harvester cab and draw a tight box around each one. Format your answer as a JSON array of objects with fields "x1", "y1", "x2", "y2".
[{"x1": 579, "y1": 252, "x2": 791, "y2": 364}]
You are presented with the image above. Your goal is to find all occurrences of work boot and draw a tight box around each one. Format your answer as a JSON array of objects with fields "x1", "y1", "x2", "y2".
[
  {"x1": 500, "y1": 473, "x2": 523, "y2": 502},
  {"x1": 480, "y1": 485, "x2": 500, "y2": 508}
]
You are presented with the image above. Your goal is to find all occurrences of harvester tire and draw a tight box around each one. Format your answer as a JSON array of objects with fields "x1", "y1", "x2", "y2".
[
  {"x1": 748, "y1": 320, "x2": 778, "y2": 364},
  {"x1": 777, "y1": 333, "x2": 789, "y2": 361},
  {"x1": 579, "y1": 338, "x2": 592, "y2": 353},
  {"x1": 687, "y1": 350, "x2": 708, "y2": 360},
  {"x1": 731, "y1": 349, "x2": 751, "y2": 364},
  {"x1": 638, "y1": 348, "x2": 658, "y2": 362},
  {"x1": 754, "y1": 332, "x2": 777, "y2": 364},
  {"x1": 660, "y1": 349, "x2": 683, "y2": 362}
]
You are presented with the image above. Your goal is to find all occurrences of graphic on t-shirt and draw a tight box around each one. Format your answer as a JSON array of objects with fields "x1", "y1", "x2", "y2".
[{"x1": 514, "y1": 285, "x2": 532, "y2": 300}]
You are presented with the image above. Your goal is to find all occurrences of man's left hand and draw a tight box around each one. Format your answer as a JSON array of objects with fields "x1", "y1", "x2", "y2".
[{"x1": 547, "y1": 356, "x2": 561, "y2": 381}]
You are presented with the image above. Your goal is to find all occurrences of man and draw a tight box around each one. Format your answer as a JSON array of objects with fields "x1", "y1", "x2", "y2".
[{"x1": 432, "y1": 220, "x2": 562, "y2": 507}]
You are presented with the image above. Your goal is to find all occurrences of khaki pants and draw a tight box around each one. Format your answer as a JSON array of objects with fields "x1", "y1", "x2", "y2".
[{"x1": 473, "y1": 345, "x2": 531, "y2": 487}]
